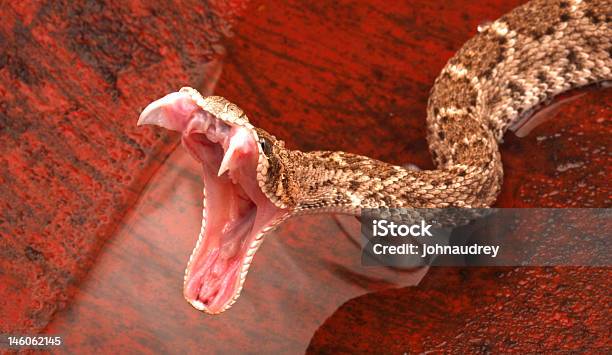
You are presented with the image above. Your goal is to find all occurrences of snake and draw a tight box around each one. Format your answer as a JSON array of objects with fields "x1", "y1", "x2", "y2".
[{"x1": 137, "y1": 0, "x2": 611, "y2": 314}]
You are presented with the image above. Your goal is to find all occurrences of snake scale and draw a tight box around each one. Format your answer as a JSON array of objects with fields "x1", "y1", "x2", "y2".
[{"x1": 138, "y1": 0, "x2": 611, "y2": 313}]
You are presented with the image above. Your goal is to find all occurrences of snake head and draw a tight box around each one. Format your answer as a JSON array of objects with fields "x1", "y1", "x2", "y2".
[
  {"x1": 138, "y1": 87, "x2": 293, "y2": 314},
  {"x1": 254, "y1": 128, "x2": 302, "y2": 208}
]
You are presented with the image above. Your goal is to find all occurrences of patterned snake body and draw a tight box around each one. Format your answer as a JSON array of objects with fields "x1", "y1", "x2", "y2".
[{"x1": 138, "y1": 0, "x2": 611, "y2": 313}]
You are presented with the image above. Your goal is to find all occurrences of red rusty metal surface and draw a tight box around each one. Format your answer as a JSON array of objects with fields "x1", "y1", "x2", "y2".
[
  {"x1": 307, "y1": 267, "x2": 612, "y2": 353},
  {"x1": 1, "y1": 0, "x2": 610, "y2": 353},
  {"x1": 0, "y1": 0, "x2": 244, "y2": 334}
]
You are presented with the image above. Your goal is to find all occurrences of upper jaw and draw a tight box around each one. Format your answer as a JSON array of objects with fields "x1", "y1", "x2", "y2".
[{"x1": 138, "y1": 91, "x2": 197, "y2": 131}]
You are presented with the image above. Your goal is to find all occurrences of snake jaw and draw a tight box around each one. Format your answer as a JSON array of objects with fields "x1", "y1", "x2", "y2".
[{"x1": 139, "y1": 91, "x2": 289, "y2": 314}]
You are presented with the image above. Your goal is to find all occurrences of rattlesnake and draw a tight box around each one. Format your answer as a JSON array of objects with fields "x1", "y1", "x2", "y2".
[{"x1": 138, "y1": 0, "x2": 611, "y2": 314}]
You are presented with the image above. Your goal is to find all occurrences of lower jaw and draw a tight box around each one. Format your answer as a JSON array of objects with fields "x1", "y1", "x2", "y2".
[{"x1": 181, "y1": 152, "x2": 287, "y2": 314}]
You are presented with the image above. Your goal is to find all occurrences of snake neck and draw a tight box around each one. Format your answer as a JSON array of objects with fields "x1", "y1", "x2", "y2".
[{"x1": 285, "y1": 148, "x2": 501, "y2": 214}]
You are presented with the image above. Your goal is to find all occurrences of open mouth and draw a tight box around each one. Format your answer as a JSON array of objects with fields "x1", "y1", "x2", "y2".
[{"x1": 138, "y1": 91, "x2": 288, "y2": 313}]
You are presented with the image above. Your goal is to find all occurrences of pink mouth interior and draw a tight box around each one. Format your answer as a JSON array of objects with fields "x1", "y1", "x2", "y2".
[{"x1": 139, "y1": 93, "x2": 286, "y2": 313}]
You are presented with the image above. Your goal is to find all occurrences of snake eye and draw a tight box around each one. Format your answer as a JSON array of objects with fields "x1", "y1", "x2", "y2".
[{"x1": 259, "y1": 137, "x2": 273, "y2": 157}]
